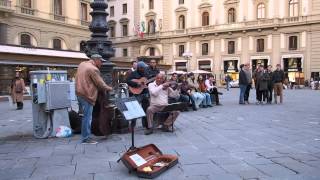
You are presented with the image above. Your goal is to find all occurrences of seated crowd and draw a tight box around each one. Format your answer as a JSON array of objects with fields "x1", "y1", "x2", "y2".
[{"x1": 126, "y1": 60, "x2": 222, "y2": 135}]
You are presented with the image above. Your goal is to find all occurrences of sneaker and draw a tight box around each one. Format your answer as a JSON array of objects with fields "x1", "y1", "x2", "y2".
[
  {"x1": 81, "y1": 139, "x2": 98, "y2": 145},
  {"x1": 144, "y1": 129, "x2": 153, "y2": 135}
]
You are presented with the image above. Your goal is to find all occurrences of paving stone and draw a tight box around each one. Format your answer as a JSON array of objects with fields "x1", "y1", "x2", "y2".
[
  {"x1": 32, "y1": 165, "x2": 75, "y2": 178},
  {"x1": 0, "y1": 167, "x2": 35, "y2": 180},
  {"x1": 254, "y1": 163, "x2": 297, "y2": 177}
]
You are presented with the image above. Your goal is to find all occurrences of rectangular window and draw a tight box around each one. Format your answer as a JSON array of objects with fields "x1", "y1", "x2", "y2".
[
  {"x1": 257, "y1": 39, "x2": 264, "y2": 52},
  {"x1": 122, "y1": 3, "x2": 127, "y2": 14},
  {"x1": 179, "y1": 0, "x2": 184, "y2": 4},
  {"x1": 53, "y1": 39, "x2": 62, "y2": 50},
  {"x1": 228, "y1": 41, "x2": 235, "y2": 54},
  {"x1": 149, "y1": 47, "x2": 155, "y2": 56},
  {"x1": 122, "y1": 24, "x2": 128, "y2": 36},
  {"x1": 289, "y1": 36, "x2": 298, "y2": 50},
  {"x1": 178, "y1": 45, "x2": 185, "y2": 57},
  {"x1": 149, "y1": 0, "x2": 154, "y2": 10},
  {"x1": 175, "y1": 62, "x2": 187, "y2": 71},
  {"x1": 109, "y1": 26, "x2": 115, "y2": 38},
  {"x1": 21, "y1": 0, "x2": 31, "y2": 8},
  {"x1": 80, "y1": 3, "x2": 88, "y2": 21},
  {"x1": 123, "y1": 48, "x2": 128, "y2": 57},
  {"x1": 202, "y1": 43, "x2": 209, "y2": 55},
  {"x1": 110, "y1": 6, "x2": 114, "y2": 17},
  {"x1": 54, "y1": 0, "x2": 62, "y2": 15}
]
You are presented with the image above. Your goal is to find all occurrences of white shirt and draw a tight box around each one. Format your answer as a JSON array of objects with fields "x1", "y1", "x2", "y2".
[
  {"x1": 205, "y1": 79, "x2": 216, "y2": 91},
  {"x1": 148, "y1": 81, "x2": 179, "y2": 106}
]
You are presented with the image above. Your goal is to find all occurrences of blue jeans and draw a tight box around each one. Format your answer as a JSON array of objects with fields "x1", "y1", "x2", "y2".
[
  {"x1": 77, "y1": 96, "x2": 93, "y2": 142},
  {"x1": 200, "y1": 92, "x2": 212, "y2": 106},
  {"x1": 191, "y1": 92, "x2": 204, "y2": 109},
  {"x1": 239, "y1": 84, "x2": 247, "y2": 104},
  {"x1": 226, "y1": 82, "x2": 230, "y2": 91}
]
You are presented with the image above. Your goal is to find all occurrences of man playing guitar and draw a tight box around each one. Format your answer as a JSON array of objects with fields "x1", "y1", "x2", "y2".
[{"x1": 126, "y1": 61, "x2": 150, "y2": 128}]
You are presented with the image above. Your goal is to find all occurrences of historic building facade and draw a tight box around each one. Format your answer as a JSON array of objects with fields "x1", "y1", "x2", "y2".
[
  {"x1": 108, "y1": 0, "x2": 320, "y2": 84},
  {"x1": 0, "y1": 0, "x2": 93, "y2": 94}
]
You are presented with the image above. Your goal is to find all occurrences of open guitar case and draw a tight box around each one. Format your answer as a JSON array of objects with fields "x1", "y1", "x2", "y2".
[{"x1": 120, "y1": 144, "x2": 178, "y2": 179}]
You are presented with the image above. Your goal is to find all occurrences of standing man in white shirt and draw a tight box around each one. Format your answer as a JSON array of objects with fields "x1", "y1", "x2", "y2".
[{"x1": 145, "y1": 73, "x2": 180, "y2": 135}]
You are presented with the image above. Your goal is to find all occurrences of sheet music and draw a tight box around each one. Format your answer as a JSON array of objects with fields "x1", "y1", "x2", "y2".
[
  {"x1": 122, "y1": 101, "x2": 146, "y2": 120},
  {"x1": 129, "y1": 154, "x2": 147, "y2": 167}
]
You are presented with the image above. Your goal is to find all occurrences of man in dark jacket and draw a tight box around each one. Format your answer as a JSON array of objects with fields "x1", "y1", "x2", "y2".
[
  {"x1": 272, "y1": 64, "x2": 285, "y2": 104},
  {"x1": 239, "y1": 64, "x2": 248, "y2": 104},
  {"x1": 147, "y1": 59, "x2": 160, "y2": 79},
  {"x1": 266, "y1": 65, "x2": 273, "y2": 104}
]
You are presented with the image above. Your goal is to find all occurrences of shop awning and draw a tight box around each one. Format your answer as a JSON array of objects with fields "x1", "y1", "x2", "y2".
[
  {"x1": 0, "y1": 60, "x2": 78, "y2": 67},
  {"x1": 0, "y1": 44, "x2": 88, "y2": 59}
]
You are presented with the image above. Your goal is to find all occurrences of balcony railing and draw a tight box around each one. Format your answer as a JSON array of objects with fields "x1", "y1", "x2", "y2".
[
  {"x1": 126, "y1": 15, "x2": 320, "y2": 40},
  {"x1": 21, "y1": 7, "x2": 34, "y2": 15},
  {"x1": 54, "y1": 14, "x2": 65, "y2": 22},
  {"x1": 0, "y1": 0, "x2": 11, "y2": 7}
]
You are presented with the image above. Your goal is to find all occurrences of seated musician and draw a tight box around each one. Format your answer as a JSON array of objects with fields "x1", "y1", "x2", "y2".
[
  {"x1": 126, "y1": 61, "x2": 150, "y2": 128},
  {"x1": 145, "y1": 73, "x2": 180, "y2": 135},
  {"x1": 205, "y1": 75, "x2": 222, "y2": 105}
]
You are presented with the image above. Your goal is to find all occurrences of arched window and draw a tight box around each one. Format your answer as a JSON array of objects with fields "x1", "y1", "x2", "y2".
[
  {"x1": 20, "y1": 34, "x2": 31, "y2": 46},
  {"x1": 257, "y1": 3, "x2": 265, "y2": 19},
  {"x1": 202, "y1": 12, "x2": 209, "y2": 26},
  {"x1": 228, "y1": 8, "x2": 236, "y2": 23},
  {"x1": 148, "y1": 19, "x2": 156, "y2": 34},
  {"x1": 289, "y1": 0, "x2": 299, "y2": 17},
  {"x1": 149, "y1": 0, "x2": 154, "y2": 10},
  {"x1": 178, "y1": 15, "x2": 185, "y2": 29},
  {"x1": 53, "y1": 39, "x2": 62, "y2": 50}
]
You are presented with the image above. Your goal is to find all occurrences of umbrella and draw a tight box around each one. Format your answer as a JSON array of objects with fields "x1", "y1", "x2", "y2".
[
  {"x1": 191, "y1": 69, "x2": 211, "y2": 74},
  {"x1": 167, "y1": 71, "x2": 187, "y2": 75}
]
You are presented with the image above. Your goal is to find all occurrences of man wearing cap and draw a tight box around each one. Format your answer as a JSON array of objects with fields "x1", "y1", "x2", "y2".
[
  {"x1": 75, "y1": 54, "x2": 113, "y2": 144},
  {"x1": 126, "y1": 61, "x2": 150, "y2": 128}
]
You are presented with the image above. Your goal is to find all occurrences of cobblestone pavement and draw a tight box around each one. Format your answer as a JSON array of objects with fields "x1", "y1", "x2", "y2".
[{"x1": 0, "y1": 89, "x2": 319, "y2": 180}]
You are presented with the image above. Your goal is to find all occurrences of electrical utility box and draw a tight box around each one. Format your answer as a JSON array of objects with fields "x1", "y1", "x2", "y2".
[{"x1": 29, "y1": 70, "x2": 72, "y2": 138}]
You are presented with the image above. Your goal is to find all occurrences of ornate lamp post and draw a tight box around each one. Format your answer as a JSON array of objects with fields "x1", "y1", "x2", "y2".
[
  {"x1": 182, "y1": 52, "x2": 193, "y2": 72},
  {"x1": 82, "y1": 0, "x2": 115, "y2": 87}
]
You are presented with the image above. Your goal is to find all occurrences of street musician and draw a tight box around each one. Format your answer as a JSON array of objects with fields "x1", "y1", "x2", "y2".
[
  {"x1": 145, "y1": 73, "x2": 180, "y2": 135},
  {"x1": 126, "y1": 61, "x2": 150, "y2": 128}
]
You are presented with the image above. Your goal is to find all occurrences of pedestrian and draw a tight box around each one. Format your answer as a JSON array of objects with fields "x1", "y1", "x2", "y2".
[
  {"x1": 244, "y1": 63, "x2": 252, "y2": 104},
  {"x1": 254, "y1": 65, "x2": 264, "y2": 104},
  {"x1": 239, "y1": 64, "x2": 248, "y2": 104},
  {"x1": 11, "y1": 71, "x2": 26, "y2": 110},
  {"x1": 272, "y1": 64, "x2": 285, "y2": 104},
  {"x1": 266, "y1": 65, "x2": 273, "y2": 104},
  {"x1": 252, "y1": 66, "x2": 260, "y2": 103},
  {"x1": 225, "y1": 74, "x2": 232, "y2": 91},
  {"x1": 260, "y1": 68, "x2": 269, "y2": 104},
  {"x1": 75, "y1": 54, "x2": 113, "y2": 144}
]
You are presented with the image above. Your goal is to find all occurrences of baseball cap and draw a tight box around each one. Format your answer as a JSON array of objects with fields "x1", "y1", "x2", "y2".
[{"x1": 91, "y1": 54, "x2": 106, "y2": 62}]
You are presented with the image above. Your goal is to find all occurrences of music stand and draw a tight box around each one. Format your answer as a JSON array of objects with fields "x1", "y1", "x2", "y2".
[
  {"x1": 115, "y1": 97, "x2": 146, "y2": 150},
  {"x1": 156, "y1": 102, "x2": 188, "y2": 132}
]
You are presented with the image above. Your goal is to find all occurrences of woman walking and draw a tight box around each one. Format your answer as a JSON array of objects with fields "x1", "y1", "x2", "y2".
[{"x1": 11, "y1": 71, "x2": 26, "y2": 110}]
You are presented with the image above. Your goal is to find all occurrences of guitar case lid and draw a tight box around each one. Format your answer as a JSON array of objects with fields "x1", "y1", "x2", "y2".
[{"x1": 120, "y1": 144, "x2": 178, "y2": 179}]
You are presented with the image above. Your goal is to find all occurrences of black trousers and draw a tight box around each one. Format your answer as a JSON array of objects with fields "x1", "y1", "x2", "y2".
[
  {"x1": 262, "y1": 90, "x2": 268, "y2": 102},
  {"x1": 244, "y1": 84, "x2": 251, "y2": 101},
  {"x1": 130, "y1": 93, "x2": 149, "y2": 128},
  {"x1": 209, "y1": 88, "x2": 220, "y2": 105},
  {"x1": 16, "y1": 102, "x2": 23, "y2": 110},
  {"x1": 267, "y1": 86, "x2": 273, "y2": 103}
]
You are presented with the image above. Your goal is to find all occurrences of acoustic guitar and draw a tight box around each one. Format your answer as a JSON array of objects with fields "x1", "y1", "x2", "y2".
[{"x1": 128, "y1": 77, "x2": 156, "y2": 94}]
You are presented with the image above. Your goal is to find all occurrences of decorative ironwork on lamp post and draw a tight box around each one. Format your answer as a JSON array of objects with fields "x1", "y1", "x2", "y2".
[{"x1": 81, "y1": 0, "x2": 115, "y2": 87}]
